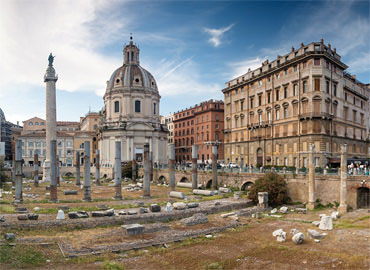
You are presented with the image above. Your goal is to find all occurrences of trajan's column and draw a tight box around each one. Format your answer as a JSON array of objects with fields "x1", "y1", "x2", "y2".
[{"x1": 43, "y1": 53, "x2": 58, "y2": 181}]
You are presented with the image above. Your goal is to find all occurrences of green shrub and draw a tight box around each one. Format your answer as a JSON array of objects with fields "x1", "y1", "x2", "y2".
[
  {"x1": 0, "y1": 160, "x2": 9, "y2": 189},
  {"x1": 103, "y1": 261, "x2": 124, "y2": 270},
  {"x1": 247, "y1": 172, "x2": 290, "y2": 206}
]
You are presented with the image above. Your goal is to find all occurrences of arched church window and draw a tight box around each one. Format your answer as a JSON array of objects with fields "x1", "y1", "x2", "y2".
[
  {"x1": 131, "y1": 51, "x2": 134, "y2": 61},
  {"x1": 153, "y1": 103, "x2": 156, "y2": 115},
  {"x1": 135, "y1": 100, "x2": 141, "y2": 113},
  {"x1": 127, "y1": 52, "x2": 129, "y2": 63},
  {"x1": 114, "y1": 101, "x2": 119, "y2": 113}
]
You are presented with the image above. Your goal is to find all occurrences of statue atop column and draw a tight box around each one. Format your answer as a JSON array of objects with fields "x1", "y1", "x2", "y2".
[{"x1": 48, "y1": 53, "x2": 55, "y2": 66}]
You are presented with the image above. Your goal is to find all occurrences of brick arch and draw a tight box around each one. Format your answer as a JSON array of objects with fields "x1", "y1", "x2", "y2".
[
  {"x1": 62, "y1": 171, "x2": 74, "y2": 177},
  {"x1": 180, "y1": 177, "x2": 190, "y2": 183},
  {"x1": 158, "y1": 175, "x2": 167, "y2": 184},
  {"x1": 240, "y1": 181, "x2": 254, "y2": 191},
  {"x1": 206, "y1": 179, "x2": 212, "y2": 189}
]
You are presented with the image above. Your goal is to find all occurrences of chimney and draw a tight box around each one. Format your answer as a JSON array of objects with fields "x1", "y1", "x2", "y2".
[
  {"x1": 352, "y1": 75, "x2": 356, "y2": 80},
  {"x1": 291, "y1": 47, "x2": 294, "y2": 52},
  {"x1": 320, "y1": 38, "x2": 324, "y2": 44},
  {"x1": 301, "y1": 42, "x2": 304, "y2": 47},
  {"x1": 328, "y1": 43, "x2": 331, "y2": 50},
  {"x1": 333, "y1": 48, "x2": 336, "y2": 53}
]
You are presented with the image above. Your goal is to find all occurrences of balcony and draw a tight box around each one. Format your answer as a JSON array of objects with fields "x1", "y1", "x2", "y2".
[
  {"x1": 299, "y1": 112, "x2": 333, "y2": 120},
  {"x1": 247, "y1": 120, "x2": 272, "y2": 129}
]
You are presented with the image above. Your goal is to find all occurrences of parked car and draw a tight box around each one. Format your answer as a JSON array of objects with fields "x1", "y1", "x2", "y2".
[{"x1": 228, "y1": 163, "x2": 239, "y2": 168}]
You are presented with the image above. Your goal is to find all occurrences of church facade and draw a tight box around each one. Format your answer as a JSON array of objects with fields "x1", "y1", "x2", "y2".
[{"x1": 99, "y1": 38, "x2": 168, "y2": 166}]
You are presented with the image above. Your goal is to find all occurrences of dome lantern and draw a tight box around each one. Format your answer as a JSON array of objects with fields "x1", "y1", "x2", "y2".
[{"x1": 123, "y1": 35, "x2": 140, "y2": 65}]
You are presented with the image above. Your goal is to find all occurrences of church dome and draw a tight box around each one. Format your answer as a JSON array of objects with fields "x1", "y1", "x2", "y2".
[{"x1": 105, "y1": 37, "x2": 158, "y2": 94}]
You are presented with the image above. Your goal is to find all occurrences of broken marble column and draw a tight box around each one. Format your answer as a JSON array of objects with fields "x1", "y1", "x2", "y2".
[
  {"x1": 75, "y1": 150, "x2": 81, "y2": 186},
  {"x1": 83, "y1": 141, "x2": 91, "y2": 201},
  {"x1": 95, "y1": 149, "x2": 101, "y2": 186},
  {"x1": 338, "y1": 144, "x2": 348, "y2": 214},
  {"x1": 319, "y1": 215, "x2": 333, "y2": 230},
  {"x1": 169, "y1": 143, "x2": 175, "y2": 191},
  {"x1": 306, "y1": 144, "x2": 315, "y2": 210},
  {"x1": 114, "y1": 141, "x2": 122, "y2": 200},
  {"x1": 258, "y1": 192, "x2": 268, "y2": 208},
  {"x1": 143, "y1": 143, "x2": 150, "y2": 197},
  {"x1": 212, "y1": 145, "x2": 218, "y2": 190},
  {"x1": 49, "y1": 140, "x2": 58, "y2": 202},
  {"x1": 33, "y1": 153, "x2": 39, "y2": 187},
  {"x1": 14, "y1": 140, "x2": 23, "y2": 202},
  {"x1": 132, "y1": 152, "x2": 137, "y2": 182},
  {"x1": 56, "y1": 155, "x2": 60, "y2": 186},
  {"x1": 149, "y1": 151, "x2": 153, "y2": 183},
  {"x1": 192, "y1": 144, "x2": 198, "y2": 189}
]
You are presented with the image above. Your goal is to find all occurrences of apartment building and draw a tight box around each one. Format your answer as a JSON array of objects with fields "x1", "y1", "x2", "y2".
[
  {"x1": 173, "y1": 99, "x2": 224, "y2": 163},
  {"x1": 223, "y1": 40, "x2": 369, "y2": 168}
]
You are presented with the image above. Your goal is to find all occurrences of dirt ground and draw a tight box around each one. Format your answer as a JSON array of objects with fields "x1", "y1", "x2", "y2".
[{"x1": 1, "y1": 204, "x2": 369, "y2": 270}]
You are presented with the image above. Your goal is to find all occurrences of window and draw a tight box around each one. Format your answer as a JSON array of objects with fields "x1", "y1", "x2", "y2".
[
  {"x1": 276, "y1": 109, "x2": 280, "y2": 120},
  {"x1": 267, "y1": 92, "x2": 271, "y2": 103},
  {"x1": 153, "y1": 103, "x2": 156, "y2": 114},
  {"x1": 326, "y1": 80, "x2": 329, "y2": 94},
  {"x1": 314, "y1": 58, "x2": 321, "y2": 65},
  {"x1": 333, "y1": 84, "x2": 337, "y2": 96},
  {"x1": 40, "y1": 122, "x2": 45, "y2": 126},
  {"x1": 240, "y1": 100, "x2": 244, "y2": 111},
  {"x1": 29, "y1": 122, "x2": 33, "y2": 126},
  {"x1": 250, "y1": 97, "x2": 254, "y2": 108},
  {"x1": 284, "y1": 87, "x2": 288, "y2": 98},
  {"x1": 276, "y1": 73, "x2": 280, "y2": 79},
  {"x1": 35, "y1": 122, "x2": 39, "y2": 125},
  {"x1": 284, "y1": 107, "x2": 288, "y2": 118},
  {"x1": 258, "y1": 113, "x2": 262, "y2": 125},
  {"x1": 28, "y1": 142, "x2": 33, "y2": 147},
  {"x1": 215, "y1": 114, "x2": 219, "y2": 121},
  {"x1": 294, "y1": 65, "x2": 297, "y2": 72},
  {"x1": 345, "y1": 93, "x2": 347, "y2": 101},
  {"x1": 114, "y1": 101, "x2": 119, "y2": 113},
  {"x1": 215, "y1": 124, "x2": 219, "y2": 129},
  {"x1": 300, "y1": 82, "x2": 305, "y2": 94},
  {"x1": 267, "y1": 111, "x2": 271, "y2": 122},
  {"x1": 303, "y1": 61, "x2": 307, "y2": 68},
  {"x1": 135, "y1": 100, "x2": 141, "y2": 113},
  {"x1": 276, "y1": 89, "x2": 279, "y2": 101},
  {"x1": 314, "y1": 45, "x2": 320, "y2": 51},
  {"x1": 258, "y1": 95, "x2": 262, "y2": 106},
  {"x1": 314, "y1": 78, "x2": 320, "y2": 91}
]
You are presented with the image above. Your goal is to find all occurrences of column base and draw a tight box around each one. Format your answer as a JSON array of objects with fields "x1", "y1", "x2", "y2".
[
  {"x1": 14, "y1": 199, "x2": 23, "y2": 203},
  {"x1": 83, "y1": 186, "x2": 91, "y2": 201},
  {"x1": 50, "y1": 185, "x2": 58, "y2": 202},
  {"x1": 338, "y1": 204, "x2": 347, "y2": 215},
  {"x1": 306, "y1": 202, "x2": 315, "y2": 210}
]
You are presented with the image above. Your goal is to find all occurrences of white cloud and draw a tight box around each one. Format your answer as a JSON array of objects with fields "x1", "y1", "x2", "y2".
[
  {"x1": 204, "y1": 24, "x2": 234, "y2": 47},
  {"x1": 228, "y1": 57, "x2": 264, "y2": 78},
  {"x1": 0, "y1": 0, "x2": 129, "y2": 96}
]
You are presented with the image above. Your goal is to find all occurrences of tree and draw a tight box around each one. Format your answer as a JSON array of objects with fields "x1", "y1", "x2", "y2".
[
  {"x1": 0, "y1": 160, "x2": 9, "y2": 189},
  {"x1": 247, "y1": 172, "x2": 290, "y2": 206},
  {"x1": 121, "y1": 161, "x2": 138, "y2": 180}
]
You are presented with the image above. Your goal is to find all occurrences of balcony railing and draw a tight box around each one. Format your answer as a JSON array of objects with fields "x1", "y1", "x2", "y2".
[{"x1": 299, "y1": 112, "x2": 333, "y2": 120}]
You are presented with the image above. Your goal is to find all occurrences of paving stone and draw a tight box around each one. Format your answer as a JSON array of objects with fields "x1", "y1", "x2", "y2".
[
  {"x1": 68, "y1": 211, "x2": 89, "y2": 219},
  {"x1": 15, "y1": 207, "x2": 28, "y2": 213},
  {"x1": 173, "y1": 202, "x2": 187, "y2": 210},
  {"x1": 187, "y1": 203, "x2": 199, "y2": 208},
  {"x1": 17, "y1": 214, "x2": 28, "y2": 221},
  {"x1": 128, "y1": 210, "x2": 138, "y2": 215},
  {"x1": 139, "y1": 207, "x2": 149, "y2": 214}
]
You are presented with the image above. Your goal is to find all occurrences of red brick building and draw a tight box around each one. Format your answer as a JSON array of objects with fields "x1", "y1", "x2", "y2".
[{"x1": 173, "y1": 99, "x2": 224, "y2": 163}]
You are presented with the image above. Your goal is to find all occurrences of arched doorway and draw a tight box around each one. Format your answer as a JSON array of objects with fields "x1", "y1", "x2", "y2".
[
  {"x1": 241, "y1": 181, "x2": 254, "y2": 191},
  {"x1": 206, "y1": 179, "x2": 212, "y2": 189},
  {"x1": 256, "y1": 148, "x2": 263, "y2": 166},
  {"x1": 158, "y1": 175, "x2": 167, "y2": 184},
  {"x1": 180, "y1": 177, "x2": 189, "y2": 183},
  {"x1": 357, "y1": 187, "x2": 370, "y2": 208}
]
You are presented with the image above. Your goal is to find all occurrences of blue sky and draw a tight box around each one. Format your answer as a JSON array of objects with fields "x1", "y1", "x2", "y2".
[{"x1": 0, "y1": 0, "x2": 369, "y2": 124}]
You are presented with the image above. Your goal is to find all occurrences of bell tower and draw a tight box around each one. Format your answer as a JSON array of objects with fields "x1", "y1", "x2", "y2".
[{"x1": 123, "y1": 35, "x2": 140, "y2": 65}]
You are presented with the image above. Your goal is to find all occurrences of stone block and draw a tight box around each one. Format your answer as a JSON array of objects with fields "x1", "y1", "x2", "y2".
[
  {"x1": 68, "y1": 211, "x2": 89, "y2": 219},
  {"x1": 221, "y1": 212, "x2": 235, "y2": 218},
  {"x1": 56, "y1": 210, "x2": 65, "y2": 220},
  {"x1": 169, "y1": 191, "x2": 185, "y2": 199},
  {"x1": 258, "y1": 192, "x2": 268, "y2": 208},
  {"x1": 139, "y1": 207, "x2": 149, "y2": 214},
  {"x1": 63, "y1": 190, "x2": 78, "y2": 195},
  {"x1": 187, "y1": 203, "x2": 199, "y2": 208},
  {"x1": 180, "y1": 213, "x2": 208, "y2": 226},
  {"x1": 292, "y1": 232, "x2": 305, "y2": 244},
  {"x1": 192, "y1": 189, "x2": 214, "y2": 196},
  {"x1": 173, "y1": 202, "x2": 187, "y2": 210},
  {"x1": 279, "y1": 206, "x2": 288, "y2": 213},
  {"x1": 0, "y1": 216, "x2": 5, "y2": 222},
  {"x1": 91, "y1": 211, "x2": 106, "y2": 217},
  {"x1": 296, "y1": 208, "x2": 307, "y2": 214},
  {"x1": 271, "y1": 208, "x2": 278, "y2": 214},
  {"x1": 312, "y1": 221, "x2": 320, "y2": 226},
  {"x1": 218, "y1": 187, "x2": 231, "y2": 193},
  {"x1": 177, "y1": 182, "x2": 192, "y2": 188},
  {"x1": 272, "y1": 229, "x2": 286, "y2": 242},
  {"x1": 27, "y1": 214, "x2": 39, "y2": 220},
  {"x1": 319, "y1": 215, "x2": 333, "y2": 231},
  {"x1": 15, "y1": 207, "x2": 28, "y2": 213},
  {"x1": 165, "y1": 202, "x2": 173, "y2": 211},
  {"x1": 150, "y1": 204, "x2": 161, "y2": 212},
  {"x1": 128, "y1": 210, "x2": 138, "y2": 215},
  {"x1": 123, "y1": 224, "x2": 144, "y2": 235},
  {"x1": 331, "y1": 211, "x2": 339, "y2": 220},
  {"x1": 307, "y1": 229, "x2": 325, "y2": 239},
  {"x1": 4, "y1": 233, "x2": 15, "y2": 240},
  {"x1": 17, "y1": 214, "x2": 28, "y2": 221}
]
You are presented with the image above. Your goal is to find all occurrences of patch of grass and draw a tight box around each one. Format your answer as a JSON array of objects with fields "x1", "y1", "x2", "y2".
[
  {"x1": 207, "y1": 262, "x2": 223, "y2": 269},
  {"x1": 334, "y1": 217, "x2": 370, "y2": 229},
  {"x1": 355, "y1": 215, "x2": 370, "y2": 222},
  {"x1": 0, "y1": 244, "x2": 46, "y2": 268},
  {"x1": 103, "y1": 260, "x2": 124, "y2": 270},
  {"x1": 0, "y1": 205, "x2": 15, "y2": 213},
  {"x1": 35, "y1": 208, "x2": 58, "y2": 214}
]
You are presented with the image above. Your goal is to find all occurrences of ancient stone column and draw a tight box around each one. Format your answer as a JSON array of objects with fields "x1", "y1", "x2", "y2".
[
  {"x1": 14, "y1": 140, "x2": 23, "y2": 202},
  {"x1": 212, "y1": 145, "x2": 218, "y2": 190},
  {"x1": 169, "y1": 144, "x2": 175, "y2": 191},
  {"x1": 149, "y1": 151, "x2": 153, "y2": 183},
  {"x1": 95, "y1": 149, "x2": 101, "y2": 186},
  {"x1": 114, "y1": 141, "x2": 122, "y2": 200},
  {"x1": 83, "y1": 141, "x2": 91, "y2": 201},
  {"x1": 43, "y1": 54, "x2": 58, "y2": 182},
  {"x1": 56, "y1": 155, "x2": 60, "y2": 186},
  {"x1": 49, "y1": 140, "x2": 58, "y2": 202},
  {"x1": 192, "y1": 145, "x2": 198, "y2": 189},
  {"x1": 338, "y1": 144, "x2": 348, "y2": 214},
  {"x1": 132, "y1": 153, "x2": 137, "y2": 182},
  {"x1": 143, "y1": 143, "x2": 150, "y2": 197},
  {"x1": 33, "y1": 154, "x2": 39, "y2": 187},
  {"x1": 306, "y1": 144, "x2": 315, "y2": 210},
  {"x1": 75, "y1": 150, "x2": 81, "y2": 186}
]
